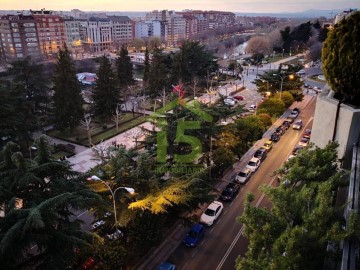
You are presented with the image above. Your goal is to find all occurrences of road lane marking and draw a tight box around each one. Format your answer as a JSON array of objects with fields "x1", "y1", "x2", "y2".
[
  {"x1": 181, "y1": 263, "x2": 188, "y2": 270},
  {"x1": 77, "y1": 210, "x2": 88, "y2": 218},
  {"x1": 201, "y1": 239, "x2": 205, "y2": 246},
  {"x1": 191, "y1": 250, "x2": 198, "y2": 258},
  {"x1": 215, "y1": 175, "x2": 278, "y2": 270}
]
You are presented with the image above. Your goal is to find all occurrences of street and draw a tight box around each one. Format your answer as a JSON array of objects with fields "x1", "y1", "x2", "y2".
[{"x1": 169, "y1": 94, "x2": 317, "y2": 270}]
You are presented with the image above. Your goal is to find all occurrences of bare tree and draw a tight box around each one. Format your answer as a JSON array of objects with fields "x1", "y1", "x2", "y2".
[
  {"x1": 91, "y1": 141, "x2": 113, "y2": 163},
  {"x1": 160, "y1": 87, "x2": 169, "y2": 107},
  {"x1": 125, "y1": 127, "x2": 145, "y2": 148},
  {"x1": 268, "y1": 29, "x2": 283, "y2": 51},
  {"x1": 192, "y1": 76, "x2": 199, "y2": 98},
  {"x1": 307, "y1": 42, "x2": 323, "y2": 62},
  {"x1": 138, "y1": 98, "x2": 149, "y2": 116},
  {"x1": 80, "y1": 114, "x2": 95, "y2": 145},
  {"x1": 131, "y1": 38, "x2": 145, "y2": 51},
  {"x1": 112, "y1": 104, "x2": 123, "y2": 132},
  {"x1": 245, "y1": 36, "x2": 272, "y2": 55}
]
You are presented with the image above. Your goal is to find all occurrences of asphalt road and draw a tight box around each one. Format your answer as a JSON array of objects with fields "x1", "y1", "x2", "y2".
[{"x1": 170, "y1": 95, "x2": 317, "y2": 270}]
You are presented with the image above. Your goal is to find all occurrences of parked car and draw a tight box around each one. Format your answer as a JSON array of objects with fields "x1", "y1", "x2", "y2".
[
  {"x1": 275, "y1": 126, "x2": 285, "y2": 135},
  {"x1": 235, "y1": 168, "x2": 253, "y2": 184},
  {"x1": 233, "y1": 95, "x2": 244, "y2": 101},
  {"x1": 293, "y1": 119, "x2": 303, "y2": 130},
  {"x1": 157, "y1": 262, "x2": 176, "y2": 270},
  {"x1": 220, "y1": 182, "x2": 240, "y2": 201},
  {"x1": 91, "y1": 220, "x2": 105, "y2": 230},
  {"x1": 246, "y1": 157, "x2": 261, "y2": 172},
  {"x1": 293, "y1": 108, "x2": 301, "y2": 113},
  {"x1": 248, "y1": 104, "x2": 257, "y2": 112},
  {"x1": 286, "y1": 117, "x2": 295, "y2": 124},
  {"x1": 200, "y1": 201, "x2": 224, "y2": 226},
  {"x1": 254, "y1": 147, "x2": 268, "y2": 161},
  {"x1": 270, "y1": 132, "x2": 280, "y2": 142},
  {"x1": 282, "y1": 120, "x2": 291, "y2": 130},
  {"x1": 292, "y1": 145, "x2": 304, "y2": 155},
  {"x1": 303, "y1": 129, "x2": 312, "y2": 139},
  {"x1": 304, "y1": 83, "x2": 310, "y2": 88},
  {"x1": 183, "y1": 223, "x2": 205, "y2": 247},
  {"x1": 298, "y1": 137, "x2": 310, "y2": 147},
  {"x1": 289, "y1": 110, "x2": 299, "y2": 119},
  {"x1": 224, "y1": 98, "x2": 236, "y2": 106},
  {"x1": 262, "y1": 140, "x2": 273, "y2": 151}
]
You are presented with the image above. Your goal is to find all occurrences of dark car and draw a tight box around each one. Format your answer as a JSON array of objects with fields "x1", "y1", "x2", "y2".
[
  {"x1": 303, "y1": 129, "x2": 312, "y2": 139},
  {"x1": 254, "y1": 147, "x2": 268, "y2": 161},
  {"x1": 233, "y1": 95, "x2": 244, "y2": 101},
  {"x1": 157, "y1": 262, "x2": 176, "y2": 270},
  {"x1": 293, "y1": 108, "x2": 301, "y2": 113},
  {"x1": 183, "y1": 223, "x2": 205, "y2": 247},
  {"x1": 270, "y1": 132, "x2": 280, "y2": 142},
  {"x1": 275, "y1": 126, "x2": 285, "y2": 135},
  {"x1": 220, "y1": 182, "x2": 240, "y2": 201},
  {"x1": 282, "y1": 120, "x2": 291, "y2": 130}
]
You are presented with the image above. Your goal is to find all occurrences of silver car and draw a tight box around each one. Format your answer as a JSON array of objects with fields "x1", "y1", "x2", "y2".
[{"x1": 235, "y1": 168, "x2": 253, "y2": 184}]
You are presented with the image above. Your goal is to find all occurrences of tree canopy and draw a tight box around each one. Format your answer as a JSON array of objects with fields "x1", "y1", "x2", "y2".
[
  {"x1": 322, "y1": 11, "x2": 360, "y2": 105},
  {"x1": 236, "y1": 142, "x2": 348, "y2": 270}
]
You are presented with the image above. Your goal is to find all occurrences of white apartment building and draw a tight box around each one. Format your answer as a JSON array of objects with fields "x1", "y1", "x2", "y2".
[
  {"x1": 168, "y1": 14, "x2": 186, "y2": 46},
  {"x1": 64, "y1": 19, "x2": 83, "y2": 56},
  {"x1": 81, "y1": 17, "x2": 112, "y2": 53},
  {"x1": 135, "y1": 20, "x2": 162, "y2": 39},
  {"x1": 108, "y1": 16, "x2": 133, "y2": 49}
]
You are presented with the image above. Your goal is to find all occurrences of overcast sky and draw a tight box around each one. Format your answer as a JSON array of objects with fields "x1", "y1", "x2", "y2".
[{"x1": 0, "y1": 0, "x2": 359, "y2": 13}]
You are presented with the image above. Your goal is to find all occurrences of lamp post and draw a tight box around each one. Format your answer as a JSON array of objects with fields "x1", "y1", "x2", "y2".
[
  {"x1": 273, "y1": 73, "x2": 294, "y2": 100},
  {"x1": 88, "y1": 175, "x2": 135, "y2": 227}
]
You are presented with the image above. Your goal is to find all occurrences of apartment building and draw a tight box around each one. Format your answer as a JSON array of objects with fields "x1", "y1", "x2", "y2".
[
  {"x1": 64, "y1": 19, "x2": 83, "y2": 58},
  {"x1": 0, "y1": 14, "x2": 42, "y2": 63},
  {"x1": 135, "y1": 20, "x2": 162, "y2": 39},
  {"x1": 183, "y1": 15, "x2": 198, "y2": 39},
  {"x1": 168, "y1": 14, "x2": 186, "y2": 46},
  {"x1": 81, "y1": 17, "x2": 112, "y2": 53},
  {"x1": 31, "y1": 10, "x2": 66, "y2": 59},
  {"x1": 108, "y1": 16, "x2": 134, "y2": 49}
]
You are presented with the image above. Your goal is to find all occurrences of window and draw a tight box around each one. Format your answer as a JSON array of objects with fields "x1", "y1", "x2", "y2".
[
  {"x1": 13, "y1": 33, "x2": 20, "y2": 37},
  {"x1": 17, "y1": 53, "x2": 23, "y2": 57},
  {"x1": 24, "y1": 23, "x2": 35, "y2": 27},
  {"x1": 11, "y1": 23, "x2": 18, "y2": 27},
  {"x1": 14, "y1": 38, "x2": 21, "y2": 42}
]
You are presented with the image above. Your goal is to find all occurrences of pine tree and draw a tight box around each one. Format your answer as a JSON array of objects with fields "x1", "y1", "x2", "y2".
[
  {"x1": 116, "y1": 45, "x2": 133, "y2": 90},
  {"x1": 93, "y1": 55, "x2": 120, "y2": 119},
  {"x1": 53, "y1": 44, "x2": 83, "y2": 130},
  {"x1": 0, "y1": 137, "x2": 100, "y2": 269},
  {"x1": 143, "y1": 47, "x2": 150, "y2": 87}
]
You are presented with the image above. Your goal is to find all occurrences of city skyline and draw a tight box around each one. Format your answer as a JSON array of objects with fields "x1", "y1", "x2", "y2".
[{"x1": 0, "y1": 0, "x2": 359, "y2": 13}]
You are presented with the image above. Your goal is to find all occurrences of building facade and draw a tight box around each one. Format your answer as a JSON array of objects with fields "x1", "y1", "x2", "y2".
[
  {"x1": 108, "y1": 16, "x2": 134, "y2": 49},
  {"x1": 31, "y1": 10, "x2": 66, "y2": 59},
  {"x1": 64, "y1": 18, "x2": 83, "y2": 57},
  {"x1": 81, "y1": 17, "x2": 112, "y2": 53},
  {"x1": 0, "y1": 14, "x2": 42, "y2": 63}
]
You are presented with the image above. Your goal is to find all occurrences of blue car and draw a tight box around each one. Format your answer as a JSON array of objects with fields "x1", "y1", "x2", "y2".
[
  {"x1": 183, "y1": 223, "x2": 205, "y2": 247},
  {"x1": 157, "y1": 262, "x2": 176, "y2": 270}
]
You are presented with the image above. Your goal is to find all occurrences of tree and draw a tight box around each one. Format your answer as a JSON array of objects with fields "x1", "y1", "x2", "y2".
[
  {"x1": 258, "y1": 98, "x2": 285, "y2": 117},
  {"x1": 0, "y1": 137, "x2": 99, "y2": 269},
  {"x1": 116, "y1": 45, "x2": 133, "y2": 91},
  {"x1": 53, "y1": 44, "x2": 83, "y2": 130},
  {"x1": 274, "y1": 91, "x2": 294, "y2": 108},
  {"x1": 307, "y1": 42, "x2": 323, "y2": 62},
  {"x1": 143, "y1": 47, "x2": 150, "y2": 87},
  {"x1": 93, "y1": 55, "x2": 120, "y2": 119},
  {"x1": 172, "y1": 40, "x2": 217, "y2": 84},
  {"x1": 112, "y1": 104, "x2": 123, "y2": 132},
  {"x1": 236, "y1": 142, "x2": 346, "y2": 270},
  {"x1": 131, "y1": 38, "x2": 145, "y2": 51},
  {"x1": 245, "y1": 36, "x2": 271, "y2": 55},
  {"x1": 148, "y1": 36, "x2": 162, "y2": 50},
  {"x1": 80, "y1": 114, "x2": 95, "y2": 145},
  {"x1": 147, "y1": 48, "x2": 172, "y2": 98},
  {"x1": 9, "y1": 56, "x2": 50, "y2": 115},
  {"x1": 322, "y1": 11, "x2": 360, "y2": 105}
]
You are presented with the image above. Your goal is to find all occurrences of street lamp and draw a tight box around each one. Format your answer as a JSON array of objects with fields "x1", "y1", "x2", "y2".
[
  {"x1": 88, "y1": 175, "x2": 135, "y2": 227},
  {"x1": 273, "y1": 73, "x2": 294, "y2": 100}
]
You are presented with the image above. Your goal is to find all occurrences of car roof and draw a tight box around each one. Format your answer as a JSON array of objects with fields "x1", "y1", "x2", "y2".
[
  {"x1": 265, "y1": 140, "x2": 272, "y2": 144},
  {"x1": 239, "y1": 168, "x2": 251, "y2": 174},
  {"x1": 190, "y1": 223, "x2": 204, "y2": 232},
  {"x1": 249, "y1": 157, "x2": 260, "y2": 162},
  {"x1": 208, "y1": 201, "x2": 222, "y2": 210}
]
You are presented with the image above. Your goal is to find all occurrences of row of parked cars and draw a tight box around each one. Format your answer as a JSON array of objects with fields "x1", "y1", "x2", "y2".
[{"x1": 181, "y1": 107, "x2": 307, "y2": 250}]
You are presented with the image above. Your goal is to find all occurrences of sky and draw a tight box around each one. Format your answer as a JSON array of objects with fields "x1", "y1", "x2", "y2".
[{"x1": 0, "y1": 0, "x2": 359, "y2": 13}]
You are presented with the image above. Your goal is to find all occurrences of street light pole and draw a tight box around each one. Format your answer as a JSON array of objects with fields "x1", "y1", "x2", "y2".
[
  {"x1": 273, "y1": 74, "x2": 294, "y2": 100},
  {"x1": 88, "y1": 175, "x2": 135, "y2": 227}
]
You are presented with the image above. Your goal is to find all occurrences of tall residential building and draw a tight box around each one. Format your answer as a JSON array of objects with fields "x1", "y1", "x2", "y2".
[
  {"x1": 179, "y1": 10, "x2": 235, "y2": 29},
  {"x1": 108, "y1": 16, "x2": 134, "y2": 49},
  {"x1": 183, "y1": 15, "x2": 199, "y2": 39},
  {"x1": 0, "y1": 14, "x2": 42, "y2": 63},
  {"x1": 168, "y1": 14, "x2": 186, "y2": 46},
  {"x1": 135, "y1": 20, "x2": 162, "y2": 39},
  {"x1": 82, "y1": 17, "x2": 112, "y2": 53},
  {"x1": 31, "y1": 10, "x2": 66, "y2": 59},
  {"x1": 64, "y1": 19, "x2": 83, "y2": 57}
]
